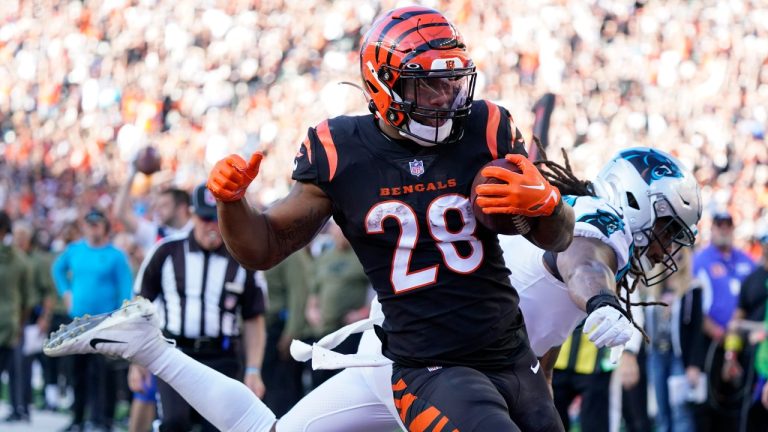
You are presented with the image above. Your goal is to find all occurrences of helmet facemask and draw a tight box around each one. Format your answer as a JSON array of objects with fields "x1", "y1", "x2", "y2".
[
  {"x1": 593, "y1": 147, "x2": 702, "y2": 286},
  {"x1": 387, "y1": 63, "x2": 476, "y2": 146},
  {"x1": 359, "y1": 7, "x2": 477, "y2": 147},
  {"x1": 630, "y1": 198, "x2": 697, "y2": 285}
]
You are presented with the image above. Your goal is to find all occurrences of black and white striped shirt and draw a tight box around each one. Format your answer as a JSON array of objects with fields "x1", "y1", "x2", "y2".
[{"x1": 134, "y1": 233, "x2": 266, "y2": 339}]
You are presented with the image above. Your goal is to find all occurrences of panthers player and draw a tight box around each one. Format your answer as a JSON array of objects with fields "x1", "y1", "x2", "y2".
[
  {"x1": 508, "y1": 147, "x2": 702, "y2": 381},
  {"x1": 43, "y1": 147, "x2": 701, "y2": 432}
]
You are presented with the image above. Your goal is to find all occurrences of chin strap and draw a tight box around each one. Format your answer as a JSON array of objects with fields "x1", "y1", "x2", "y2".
[{"x1": 401, "y1": 118, "x2": 453, "y2": 147}]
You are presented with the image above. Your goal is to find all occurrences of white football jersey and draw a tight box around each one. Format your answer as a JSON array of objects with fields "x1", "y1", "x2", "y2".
[{"x1": 501, "y1": 195, "x2": 634, "y2": 356}]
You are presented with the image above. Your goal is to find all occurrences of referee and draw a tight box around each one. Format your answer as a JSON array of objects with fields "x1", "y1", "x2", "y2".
[{"x1": 133, "y1": 183, "x2": 267, "y2": 432}]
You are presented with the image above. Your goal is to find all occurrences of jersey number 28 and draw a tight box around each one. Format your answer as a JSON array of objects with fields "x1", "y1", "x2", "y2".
[{"x1": 365, "y1": 194, "x2": 483, "y2": 293}]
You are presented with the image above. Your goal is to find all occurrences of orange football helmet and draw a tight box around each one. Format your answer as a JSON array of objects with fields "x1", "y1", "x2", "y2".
[{"x1": 360, "y1": 6, "x2": 477, "y2": 146}]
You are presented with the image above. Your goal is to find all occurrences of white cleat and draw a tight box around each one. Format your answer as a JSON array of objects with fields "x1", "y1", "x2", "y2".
[{"x1": 44, "y1": 297, "x2": 175, "y2": 364}]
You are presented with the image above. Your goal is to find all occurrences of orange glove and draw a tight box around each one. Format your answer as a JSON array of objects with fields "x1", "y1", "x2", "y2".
[
  {"x1": 475, "y1": 154, "x2": 561, "y2": 217},
  {"x1": 207, "y1": 153, "x2": 263, "y2": 202}
]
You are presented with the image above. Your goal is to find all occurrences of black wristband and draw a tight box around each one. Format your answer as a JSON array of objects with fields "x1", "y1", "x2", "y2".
[{"x1": 586, "y1": 292, "x2": 628, "y2": 318}]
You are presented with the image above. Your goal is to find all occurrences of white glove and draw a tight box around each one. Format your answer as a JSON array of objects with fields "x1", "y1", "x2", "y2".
[{"x1": 583, "y1": 305, "x2": 633, "y2": 348}]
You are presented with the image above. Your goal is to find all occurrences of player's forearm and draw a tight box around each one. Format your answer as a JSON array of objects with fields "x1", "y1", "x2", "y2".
[
  {"x1": 217, "y1": 198, "x2": 327, "y2": 270},
  {"x1": 563, "y1": 261, "x2": 616, "y2": 311},
  {"x1": 217, "y1": 199, "x2": 281, "y2": 270},
  {"x1": 526, "y1": 201, "x2": 574, "y2": 252}
]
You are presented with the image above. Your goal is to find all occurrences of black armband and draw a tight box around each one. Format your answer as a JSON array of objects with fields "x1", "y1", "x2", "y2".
[{"x1": 586, "y1": 292, "x2": 629, "y2": 317}]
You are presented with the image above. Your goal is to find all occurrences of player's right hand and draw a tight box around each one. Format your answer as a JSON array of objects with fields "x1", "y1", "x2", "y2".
[
  {"x1": 207, "y1": 152, "x2": 263, "y2": 202},
  {"x1": 475, "y1": 154, "x2": 561, "y2": 217},
  {"x1": 583, "y1": 305, "x2": 633, "y2": 348}
]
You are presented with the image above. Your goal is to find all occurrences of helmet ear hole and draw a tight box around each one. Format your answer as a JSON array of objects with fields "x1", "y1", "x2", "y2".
[
  {"x1": 626, "y1": 192, "x2": 640, "y2": 210},
  {"x1": 365, "y1": 80, "x2": 379, "y2": 94}
]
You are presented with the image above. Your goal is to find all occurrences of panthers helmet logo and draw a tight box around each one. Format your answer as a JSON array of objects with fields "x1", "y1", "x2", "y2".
[
  {"x1": 621, "y1": 149, "x2": 683, "y2": 185},
  {"x1": 578, "y1": 209, "x2": 625, "y2": 238}
]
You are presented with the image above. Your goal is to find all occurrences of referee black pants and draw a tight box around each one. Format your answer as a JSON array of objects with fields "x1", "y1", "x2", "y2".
[
  {"x1": 157, "y1": 351, "x2": 241, "y2": 432},
  {"x1": 552, "y1": 370, "x2": 611, "y2": 432},
  {"x1": 71, "y1": 354, "x2": 118, "y2": 428}
]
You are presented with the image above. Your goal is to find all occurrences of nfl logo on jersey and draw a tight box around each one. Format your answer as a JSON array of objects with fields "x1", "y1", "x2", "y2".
[{"x1": 409, "y1": 159, "x2": 425, "y2": 177}]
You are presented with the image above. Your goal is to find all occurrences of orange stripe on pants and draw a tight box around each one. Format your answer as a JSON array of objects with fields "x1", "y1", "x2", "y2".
[
  {"x1": 409, "y1": 406, "x2": 440, "y2": 432},
  {"x1": 432, "y1": 416, "x2": 449, "y2": 432}
]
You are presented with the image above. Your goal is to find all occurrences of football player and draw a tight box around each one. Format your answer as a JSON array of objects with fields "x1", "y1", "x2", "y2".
[
  {"x1": 508, "y1": 146, "x2": 702, "y2": 379},
  {"x1": 209, "y1": 6, "x2": 574, "y2": 431},
  {"x1": 43, "y1": 147, "x2": 701, "y2": 432},
  {"x1": 49, "y1": 5, "x2": 575, "y2": 432}
]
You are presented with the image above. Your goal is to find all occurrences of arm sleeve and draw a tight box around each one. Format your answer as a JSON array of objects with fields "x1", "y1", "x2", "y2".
[
  {"x1": 51, "y1": 248, "x2": 72, "y2": 297},
  {"x1": 240, "y1": 270, "x2": 267, "y2": 320}
]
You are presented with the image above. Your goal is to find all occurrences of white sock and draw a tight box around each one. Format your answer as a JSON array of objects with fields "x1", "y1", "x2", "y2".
[{"x1": 144, "y1": 346, "x2": 276, "y2": 432}]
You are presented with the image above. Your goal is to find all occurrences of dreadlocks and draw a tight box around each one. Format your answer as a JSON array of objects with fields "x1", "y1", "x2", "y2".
[
  {"x1": 531, "y1": 137, "x2": 664, "y2": 343},
  {"x1": 531, "y1": 137, "x2": 595, "y2": 197}
]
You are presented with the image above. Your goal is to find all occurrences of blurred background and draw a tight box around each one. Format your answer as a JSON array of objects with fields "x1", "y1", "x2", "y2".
[{"x1": 0, "y1": 0, "x2": 767, "y2": 431}]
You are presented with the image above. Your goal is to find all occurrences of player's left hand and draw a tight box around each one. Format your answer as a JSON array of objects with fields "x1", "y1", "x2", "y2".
[
  {"x1": 583, "y1": 305, "x2": 633, "y2": 348},
  {"x1": 245, "y1": 371, "x2": 266, "y2": 399},
  {"x1": 475, "y1": 154, "x2": 561, "y2": 217}
]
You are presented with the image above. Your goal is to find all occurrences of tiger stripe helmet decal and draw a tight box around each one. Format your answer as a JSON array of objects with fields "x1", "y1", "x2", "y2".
[{"x1": 360, "y1": 6, "x2": 477, "y2": 146}]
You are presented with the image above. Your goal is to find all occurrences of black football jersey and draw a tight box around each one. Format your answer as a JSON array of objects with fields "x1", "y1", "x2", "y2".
[{"x1": 293, "y1": 100, "x2": 531, "y2": 368}]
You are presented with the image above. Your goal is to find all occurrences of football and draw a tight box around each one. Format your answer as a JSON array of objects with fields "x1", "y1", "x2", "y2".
[
  {"x1": 134, "y1": 146, "x2": 162, "y2": 175},
  {"x1": 470, "y1": 158, "x2": 532, "y2": 235}
]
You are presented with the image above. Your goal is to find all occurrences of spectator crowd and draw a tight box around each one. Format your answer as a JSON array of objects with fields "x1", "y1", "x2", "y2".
[{"x1": 1, "y1": 0, "x2": 768, "y2": 431}]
